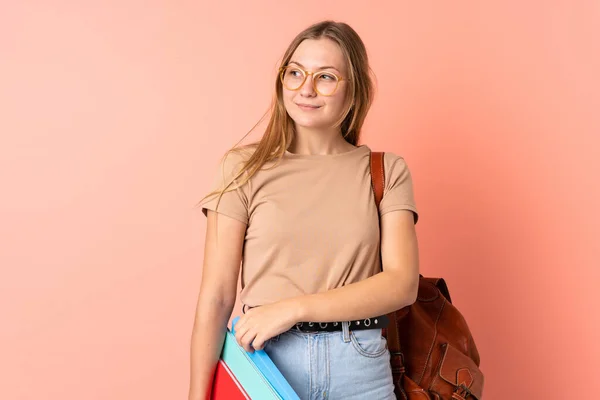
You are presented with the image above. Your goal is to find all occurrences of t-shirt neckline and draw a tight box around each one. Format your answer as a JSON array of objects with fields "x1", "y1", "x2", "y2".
[{"x1": 284, "y1": 144, "x2": 370, "y2": 159}]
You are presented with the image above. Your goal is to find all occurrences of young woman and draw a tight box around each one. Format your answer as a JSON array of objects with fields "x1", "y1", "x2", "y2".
[{"x1": 189, "y1": 20, "x2": 420, "y2": 400}]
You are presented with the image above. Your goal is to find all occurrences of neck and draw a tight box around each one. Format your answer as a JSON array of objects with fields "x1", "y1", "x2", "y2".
[{"x1": 288, "y1": 125, "x2": 354, "y2": 155}]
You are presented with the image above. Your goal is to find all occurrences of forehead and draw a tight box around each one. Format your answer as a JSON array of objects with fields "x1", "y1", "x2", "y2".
[{"x1": 290, "y1": 38, "x2": 346, "y2": 72}]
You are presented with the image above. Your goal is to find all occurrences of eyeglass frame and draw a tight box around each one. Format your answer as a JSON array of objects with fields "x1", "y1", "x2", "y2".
[{"x1": 278, "y1": 65, "x2": 351, "y2": 96}]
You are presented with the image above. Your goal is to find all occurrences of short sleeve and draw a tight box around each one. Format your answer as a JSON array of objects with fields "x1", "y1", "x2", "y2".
[
  {"x1": 379, "y1": 153, "x2": 419, "y2": 224},
  {"x1": 199, "y1": 150, "x2": 250, "y2": 225}
]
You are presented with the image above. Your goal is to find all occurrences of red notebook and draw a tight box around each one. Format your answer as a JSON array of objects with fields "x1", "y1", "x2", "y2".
[{"x1": 211, "y1": 359, "x2": 250, "y2": 400}]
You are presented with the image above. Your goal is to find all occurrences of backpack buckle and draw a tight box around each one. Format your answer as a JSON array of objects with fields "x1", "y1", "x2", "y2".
[{"x1": 452, "y1": 384, "x2": 473, "y2": 399}]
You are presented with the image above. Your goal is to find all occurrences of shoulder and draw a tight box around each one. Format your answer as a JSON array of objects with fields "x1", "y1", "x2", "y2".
[
  {"x1": 222, "y1": 143, "x2": 257, "y2": 164},
  {"x1": 382, "y1": 151, "x2": 411, "y2": 177},
  {"x1": 204, "y1": 145, "x2": 259, "y2": 193},
  {"x1": 382, "y1": 151, "x2": 407, "y2": 166},
  {"x1": 216, "y1": 144, "x2": 258, "y2": 174}
]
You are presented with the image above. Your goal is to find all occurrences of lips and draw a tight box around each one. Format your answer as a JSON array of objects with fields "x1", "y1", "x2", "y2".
[{"x1": 296, "y1": 103, "x2": 321, "y2": 109}]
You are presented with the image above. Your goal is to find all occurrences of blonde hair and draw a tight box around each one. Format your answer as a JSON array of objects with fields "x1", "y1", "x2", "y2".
[{"x1": 197, "y1": 20, "x2": 375, "y2": 218}]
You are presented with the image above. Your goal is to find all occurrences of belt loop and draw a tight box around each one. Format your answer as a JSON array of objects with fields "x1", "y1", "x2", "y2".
[
  {"x1": 270, "y1": 333, "x2": 281, "y2": 343},
  {"x1": 342, "y1": 321, "x2": 351, "y2": 343}
]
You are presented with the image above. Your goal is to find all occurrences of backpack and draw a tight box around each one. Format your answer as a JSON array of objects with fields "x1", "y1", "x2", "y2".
[{"x1": 370, "y1": 152, "x2": 485, "y2": 400}]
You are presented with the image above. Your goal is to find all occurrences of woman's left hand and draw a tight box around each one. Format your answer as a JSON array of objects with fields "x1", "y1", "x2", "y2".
[{"x1": 234, "y1": 299, "x2": 302, "y2": 353}]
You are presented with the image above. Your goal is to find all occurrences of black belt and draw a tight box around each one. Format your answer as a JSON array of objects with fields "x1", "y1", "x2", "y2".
[
  {"x1": 291, "y1": 315, "x2": 389, "y2": 333},
  {"x1": 242, "y1": 305, "x2": 389, "y2": 333}
]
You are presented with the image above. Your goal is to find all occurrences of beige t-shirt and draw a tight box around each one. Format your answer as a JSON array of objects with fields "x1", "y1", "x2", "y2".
[{"x1": 200, "y1": 144, "x2": 418, "y2": 307}]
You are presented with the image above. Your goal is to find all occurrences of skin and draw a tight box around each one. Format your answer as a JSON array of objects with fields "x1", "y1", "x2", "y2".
[{"x1": 188, "y1": 38, "x2": 419, "y2": 399}]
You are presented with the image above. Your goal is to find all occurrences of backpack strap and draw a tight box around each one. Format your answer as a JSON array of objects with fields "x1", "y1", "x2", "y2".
[
  {"x1": 370, "y1": 151, "x2": 404, "y2": 381},
  {"x1": 370, "y1": 151, "x2": 385, "y2": 208}
]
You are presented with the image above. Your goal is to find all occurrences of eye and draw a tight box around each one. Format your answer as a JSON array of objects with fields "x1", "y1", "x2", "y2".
[
  {"x1": 287, "y1": 68, "x2": 303, "y2": 77},
  {"x1": 317, "y1": 73, "x2": 336, "y2": 81}
]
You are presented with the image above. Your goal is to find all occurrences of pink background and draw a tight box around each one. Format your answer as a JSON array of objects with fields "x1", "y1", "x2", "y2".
[{"x1": 1, "y1": 1, "x2": 598, "y2": 399}]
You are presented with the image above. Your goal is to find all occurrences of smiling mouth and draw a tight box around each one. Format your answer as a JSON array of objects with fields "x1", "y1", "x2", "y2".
[{"x1": 296, "y1": 103, "x2": 322, "y2": 109}]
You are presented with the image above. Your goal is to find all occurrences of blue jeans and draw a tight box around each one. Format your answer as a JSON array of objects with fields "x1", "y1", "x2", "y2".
[{"x1": 264, "y1": 322, "x2": 395, "y2": 400}]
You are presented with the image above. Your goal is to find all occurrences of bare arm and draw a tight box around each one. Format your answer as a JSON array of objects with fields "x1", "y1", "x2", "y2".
[
  {"x1": 188, "y1": 211, "x2": 246, "y2": 400},
  {"x1": 294, "y1": 209, "x2": 419, "y2": 322}
]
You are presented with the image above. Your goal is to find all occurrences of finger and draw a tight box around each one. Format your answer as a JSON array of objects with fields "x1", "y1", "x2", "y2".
[
  {"x1": 252, "y1": 336, "x2": 266, "y2": 351},
  {"x1": 240, "y1": 330, "x2": 257, "y2": 353},
  {"x1": 234, "y1": 324, "x2": 248, "y2": 345},
  {"x1": 234, "y1": 316, "x2": 247, "y2": 333}
]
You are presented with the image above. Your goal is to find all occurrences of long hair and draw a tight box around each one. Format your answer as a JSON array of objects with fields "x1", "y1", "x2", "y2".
[{"x1": 197, "y1": 20, "x2": 375, "y2": 218}]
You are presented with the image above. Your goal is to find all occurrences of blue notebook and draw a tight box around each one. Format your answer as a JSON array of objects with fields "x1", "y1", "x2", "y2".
[{"x1": 229, "y1": 316, "x2": 300, "y2": 400}]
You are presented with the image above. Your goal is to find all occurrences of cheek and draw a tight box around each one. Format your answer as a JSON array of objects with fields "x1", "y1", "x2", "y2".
[
  {"x1": 326, "y1": 93, "x2": 348, "y2": 115},
  {"x1": 282, "y1": 91, "x2": 296, "y2": 114}
]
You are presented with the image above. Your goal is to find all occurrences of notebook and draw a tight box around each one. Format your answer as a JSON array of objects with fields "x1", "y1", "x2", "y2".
[{"x1": 210, "y1": 317, "x2": 300, "y2": 400}]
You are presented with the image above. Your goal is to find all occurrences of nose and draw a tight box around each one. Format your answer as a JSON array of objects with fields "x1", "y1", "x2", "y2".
[{"x1": 299, "y1": 73, "x2": 317, "y2": 97}]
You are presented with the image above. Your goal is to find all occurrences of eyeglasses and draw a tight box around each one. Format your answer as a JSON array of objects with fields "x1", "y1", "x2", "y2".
[{"x1": 279, "y1": 65, "x2": 349, "y2": 96}]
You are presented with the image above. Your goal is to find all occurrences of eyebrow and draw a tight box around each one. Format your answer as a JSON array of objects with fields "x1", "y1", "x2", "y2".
[{"x1": 289, "y1": 61, "x2": 341, "y2": 73}]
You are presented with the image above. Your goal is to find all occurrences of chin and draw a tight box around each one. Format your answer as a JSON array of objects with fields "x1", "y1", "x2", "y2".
[
  {"x1": 288, "y1": 114, "x2": 329, "y2": 130},
  {"x1": 292, "y1": 119, "x2": 323, "y2": 128}
]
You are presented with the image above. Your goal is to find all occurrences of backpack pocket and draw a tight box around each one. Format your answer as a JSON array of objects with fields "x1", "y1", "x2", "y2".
[{"x1": 430, "y1": 343, "x2": 484, "y2": 399}]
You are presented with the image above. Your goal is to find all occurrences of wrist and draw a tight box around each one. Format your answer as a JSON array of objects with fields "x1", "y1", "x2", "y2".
[{"x1": 286, "y1": 296, "x2": 309, "y2": 323}]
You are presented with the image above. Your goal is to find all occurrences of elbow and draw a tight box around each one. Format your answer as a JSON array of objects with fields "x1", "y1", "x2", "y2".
[
  {"x1": 193, "y1": 291, "x2": 236, "y2": 330},
  {"x1": 406, "y1": 271, "x2": 419, "y2": 305},
  {"x1": 393, "y1": 272, "x2": 419, "y2": 309},
  {"x1": 405, "y1": 281, "x2": 418, "y2": 306}
]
